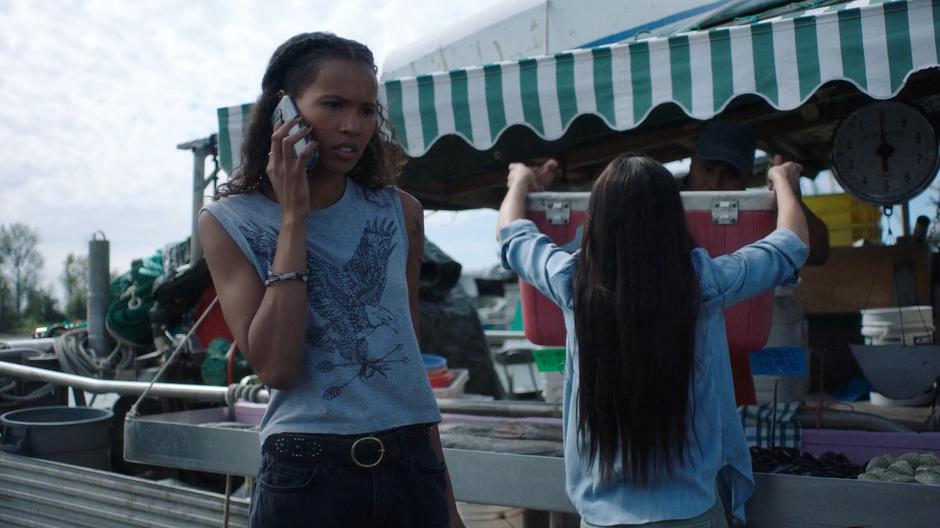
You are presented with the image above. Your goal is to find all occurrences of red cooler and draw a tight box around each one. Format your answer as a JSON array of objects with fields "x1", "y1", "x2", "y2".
[{"x1": 522, "y1": 191, "x2": 776, "y2": 406}]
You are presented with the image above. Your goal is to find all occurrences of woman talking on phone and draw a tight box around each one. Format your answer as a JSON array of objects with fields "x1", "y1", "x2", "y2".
[
  {"x1": 497, "y1": 155, "x2": 808, "y2": 527},
  {"x1": 199, "y1": 33, "x2": 464, "y2": 527}
]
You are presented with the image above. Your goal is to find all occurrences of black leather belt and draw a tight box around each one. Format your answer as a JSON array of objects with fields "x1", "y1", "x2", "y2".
[{"x1": 265, "y1": 424, "x2": 431, "y2": 469}]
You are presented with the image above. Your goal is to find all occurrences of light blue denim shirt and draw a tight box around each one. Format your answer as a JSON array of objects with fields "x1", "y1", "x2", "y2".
[{"x1": 499, "y1": 219, "x2": 808, "y2": 524}]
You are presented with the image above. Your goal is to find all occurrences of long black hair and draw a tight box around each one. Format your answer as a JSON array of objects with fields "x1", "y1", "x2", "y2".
[
  {"x1": 216, "y1": 32, "x2": 405, "y2": 199},
  {"x1": 572, "y1": 154, "x2": 700, "y2": 484}
]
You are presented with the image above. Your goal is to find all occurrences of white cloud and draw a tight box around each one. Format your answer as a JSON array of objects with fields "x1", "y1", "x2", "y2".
[
  {"x1": 0, "y1": 0, "x2": 500, "y2": 301},
  {"x1": 424, "y1": 209, "x2": 500, "y2": 273}
]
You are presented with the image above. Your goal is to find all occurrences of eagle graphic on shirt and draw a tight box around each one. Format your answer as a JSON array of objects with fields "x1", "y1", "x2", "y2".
[
  {"x1": 306, "y1": 218, "x2": 408, "y2": 400},
  {"x1": 241, "y1": 217, "x2": 408, "y2": 401}
]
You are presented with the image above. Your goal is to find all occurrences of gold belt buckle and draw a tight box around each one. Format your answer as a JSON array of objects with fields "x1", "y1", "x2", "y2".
[{"x1": 350, "y1": 436, "x2": 385, "y2": 468}]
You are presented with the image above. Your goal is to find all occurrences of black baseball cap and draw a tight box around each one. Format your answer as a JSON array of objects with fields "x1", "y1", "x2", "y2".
[{"x1": 694, "y1": 121, "x2": 756, "y2": 177}]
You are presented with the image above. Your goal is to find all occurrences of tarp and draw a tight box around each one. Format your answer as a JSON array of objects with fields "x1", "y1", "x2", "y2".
[{"x1": 217, "y1": 0, "x2": 940, "y2": 173}]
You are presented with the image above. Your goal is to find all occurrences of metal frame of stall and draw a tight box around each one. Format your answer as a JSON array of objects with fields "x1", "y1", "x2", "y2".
[
  {"x1": 122, "y1": 406, "x2": 940, "y2": 527},
  {"x1": 1, "y1": 354, "x2": 938, "y2": 526},
  {"x1": 6, "y1": 1, "x2": 940, "y2": 526}
]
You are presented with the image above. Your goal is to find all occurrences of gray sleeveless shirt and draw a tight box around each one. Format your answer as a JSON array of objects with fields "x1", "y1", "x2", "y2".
[{"x1": 202, "y1": 179, "x2": 441, "y2": 441}]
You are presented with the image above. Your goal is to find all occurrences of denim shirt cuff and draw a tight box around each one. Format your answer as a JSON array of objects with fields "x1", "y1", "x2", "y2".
[
  {"x1": 498, "y1": 219, "x2": 539, "y2": 269},
  {"x1": 766, "y1": 228, "x2": 808, "y2": 286}
]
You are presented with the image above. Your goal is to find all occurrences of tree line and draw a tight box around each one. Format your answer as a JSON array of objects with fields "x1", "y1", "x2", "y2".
[{"x1": 0, "y1": 223, "x2": 88, "y2": 334}]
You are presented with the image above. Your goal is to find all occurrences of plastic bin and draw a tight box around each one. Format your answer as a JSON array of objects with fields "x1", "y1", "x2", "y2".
[
  {"x1": 532, "y1": 347, "x2": 565, "y2": 373},
  {"x1": 828, "y1": 226, "x2": 882, "y2": 246},
  {"x1": 521, "y1": 193, "x2": 590, "y2": 346},
  {"x1": 861, "y1": 306, "x2": 935, "y2": 346},
  {"x1": 0, "y1": 406, "x2": 113, "y2": 470},
  {"x1": 433, "y1": 368, "x2": 469, "y2": 399},
  {"x1": 803, "y1": 193, "x2": 882, "y2": 223},
  {"x1": 803, "y1": 194, "x2": 881, "y2": 246},
  {"x1": 523, "y1": 191, "x2": 777, "y2": 405}
]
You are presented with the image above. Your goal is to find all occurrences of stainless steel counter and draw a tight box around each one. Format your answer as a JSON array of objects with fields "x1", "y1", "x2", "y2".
[{"x1": 125, "y1": 407, "x2": 940, "y2": 527}]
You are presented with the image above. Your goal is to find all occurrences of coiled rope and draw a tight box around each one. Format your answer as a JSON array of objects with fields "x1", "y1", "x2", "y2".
[
  {"x1": 53, "y1": 328, "x2": 138, "y2": 379},
  {"x1": 224, "y1": 382, "x2": 264, "y2": 407}
]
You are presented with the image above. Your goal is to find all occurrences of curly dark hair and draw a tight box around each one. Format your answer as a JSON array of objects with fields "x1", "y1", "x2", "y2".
[{"x1": 216, "y1": 32, "x2": 406, "y2": 199}]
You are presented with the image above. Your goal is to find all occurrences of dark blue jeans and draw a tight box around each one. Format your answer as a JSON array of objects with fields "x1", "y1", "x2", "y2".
[{"x1": 249, "y1": 425, "x2": 450, "y2": 527}]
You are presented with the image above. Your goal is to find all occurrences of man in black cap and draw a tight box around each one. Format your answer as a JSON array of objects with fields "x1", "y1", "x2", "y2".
[
  {"x1": 686, "y1": 120, "x2": 830, "y2": 410},
  {"x1": 687, "y1": 120, "x2": 829, "y2": 265}
]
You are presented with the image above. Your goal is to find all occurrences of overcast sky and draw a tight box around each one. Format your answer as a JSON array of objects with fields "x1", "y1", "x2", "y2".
[
  {"x1": 1, "y1": 0, "x2": 934, "y2": 306},
  {"x1": 0, "y1": 0, "x2": 505, "y2": 301}
]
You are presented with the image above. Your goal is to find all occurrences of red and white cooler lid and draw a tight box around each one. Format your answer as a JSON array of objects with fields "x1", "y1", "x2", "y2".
[{"x1": 527, "y1": 190, "x2": 776, "y2": 213}]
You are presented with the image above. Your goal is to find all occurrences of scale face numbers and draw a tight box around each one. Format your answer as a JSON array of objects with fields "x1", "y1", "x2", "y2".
[{"x1": 830, "y1": 101, "x2": 938, "y2": 206}]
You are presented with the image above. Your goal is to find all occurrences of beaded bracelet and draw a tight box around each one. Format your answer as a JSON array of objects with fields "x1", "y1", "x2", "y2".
[{"x1": 264, "y1": 270, "x2": 308, "y2": 287}]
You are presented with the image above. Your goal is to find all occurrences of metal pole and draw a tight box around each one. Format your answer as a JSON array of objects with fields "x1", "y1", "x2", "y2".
[
  {"x1": 0, "y1": 361, "x2": 256, "y2": 403},
  {"x1": 0, "y1": 361, "x2": 569, "y2": 417},
  {"x1": 902, "y1": 201, "x2": 911, "y2": 237},
  {"x1": 223, "y1": 474, "x2": 232, "y2": 528},
  {"x1": 177, "y1": 136, "x2": 217, "y2": 265},
  {"x1": 0, "y1": 338, "x2": 57, "y2": 351},
  {"x1": 87, "y1": 232, "x2": 111, "y2": 357}
]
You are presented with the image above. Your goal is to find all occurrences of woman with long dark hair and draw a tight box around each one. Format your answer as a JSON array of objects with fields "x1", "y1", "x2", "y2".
[
  {"x1": 497, "y1": 154, "x2": 809, "y2": 526},
  {"x1": 200, "y1": 32, "x2": 464, "y2": 527}
]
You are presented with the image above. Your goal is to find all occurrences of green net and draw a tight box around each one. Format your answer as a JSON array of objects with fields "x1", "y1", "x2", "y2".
[{"x1": 106, "y1": 252, "x2": 164, "y2": 346}]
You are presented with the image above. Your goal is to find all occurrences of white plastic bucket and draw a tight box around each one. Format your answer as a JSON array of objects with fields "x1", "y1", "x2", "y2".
[
  {"x1": 861, "y1": 306, "x2": 934, "y2": 346},
  {"x1": 457, "y1": 502, "x2": 524, "y2": 528},
  {"x1": 861, "y1": 325, "x2": 934, "y2": 345},
  {"x1": 861, "y1": 306, "x2": 934, "y2": 327}
]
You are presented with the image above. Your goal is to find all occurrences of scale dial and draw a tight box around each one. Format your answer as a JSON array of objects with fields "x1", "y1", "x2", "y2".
[{"x1": 830, "y1": 101, "x2": 938, "y2": 206}]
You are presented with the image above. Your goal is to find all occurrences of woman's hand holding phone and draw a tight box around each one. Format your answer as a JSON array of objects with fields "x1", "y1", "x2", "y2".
[{"x1": 267, "y1": 115, "x2": 319, "y2": 217}]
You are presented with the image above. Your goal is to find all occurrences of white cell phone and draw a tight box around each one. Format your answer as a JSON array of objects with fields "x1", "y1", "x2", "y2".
[{"x1": 271, "y1": 95, "x2": 318, "y2": 170}]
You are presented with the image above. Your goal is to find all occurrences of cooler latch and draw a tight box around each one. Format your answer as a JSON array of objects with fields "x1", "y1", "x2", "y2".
[
  {"x1": 711, "y1": 200, "x2": 739, "y2": 225},
  {"x1": 545, "y1": 201, "x2": 571, "y2": 225}
]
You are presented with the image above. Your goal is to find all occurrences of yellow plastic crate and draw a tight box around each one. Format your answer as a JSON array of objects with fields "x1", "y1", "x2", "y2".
[
  {"x1": 803, "y1": 194, "x2": 882, "y2": 246},
  {"x1": 803, "y1": 194, "x2": 882, "y2": 224},
  {"x1": 828, "y1": 224, "x2": 882, "y2": 246}
]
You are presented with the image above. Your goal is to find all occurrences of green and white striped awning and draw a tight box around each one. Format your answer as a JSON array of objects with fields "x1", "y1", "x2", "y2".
[{"x1": 218, "y1": 0, "x2": 940, "y2": 172}]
